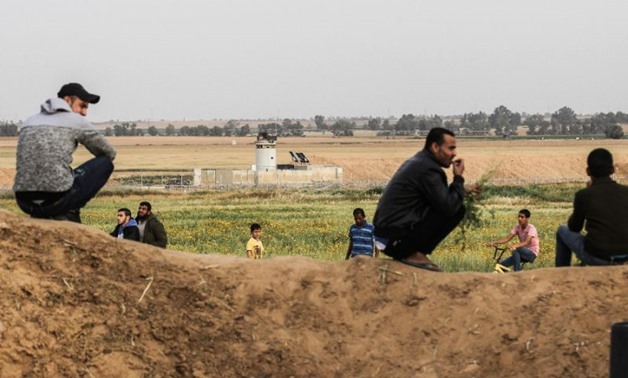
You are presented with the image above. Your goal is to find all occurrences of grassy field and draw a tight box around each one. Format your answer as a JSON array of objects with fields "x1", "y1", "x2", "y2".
[
  {"x1": 0, "y1": 184, "x2": 577, "y2": 272},
  {"x1": 0, "y1": 136, "x2": 624, "y2": 271}
]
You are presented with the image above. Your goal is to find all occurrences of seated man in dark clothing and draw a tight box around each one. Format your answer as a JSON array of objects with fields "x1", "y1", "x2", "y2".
[
  {"x1": 13, "y1": 83, "x2": 116, "y2": 223},
  {"x1": 110, "y1": 208, "x2": 140, "y2": 241},
  {"x1": 555, "y1": 148, "x2": 628, "y2": 266}
]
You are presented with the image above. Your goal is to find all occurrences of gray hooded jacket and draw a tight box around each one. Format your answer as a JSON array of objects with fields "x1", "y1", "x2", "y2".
[{"x1": 13, "y1": 98, "x2": 116, "y2": 193}]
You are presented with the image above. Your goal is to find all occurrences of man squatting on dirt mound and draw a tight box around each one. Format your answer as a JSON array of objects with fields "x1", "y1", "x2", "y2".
[
  {"x1": 13, "y1": 83, "x2": 116, "y2": 223},
  {"x1": 373, "y1": 127, "x2": 480, "y2": 272}
]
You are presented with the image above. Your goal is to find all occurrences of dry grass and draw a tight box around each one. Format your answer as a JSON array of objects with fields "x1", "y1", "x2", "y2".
[{"x1": 0, "y1": 136, "x2": 626, "y2": 185}]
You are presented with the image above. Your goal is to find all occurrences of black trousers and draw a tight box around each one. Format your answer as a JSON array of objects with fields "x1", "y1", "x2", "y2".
[
  {"x1": 383, "y1": 206, "x2": 465, "y2": 260},
  {"x1": 16, "y1": 156, "x2": 113, "y2": 219}
]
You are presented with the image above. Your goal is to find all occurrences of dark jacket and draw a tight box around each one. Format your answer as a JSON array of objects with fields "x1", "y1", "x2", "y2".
[
  {"x1": 139, "y1": 213, "x2": 168, "y2": 248},
  {"x1": 110, "y1": 218, "x2": 140, "y2": 241},
  {"x1": 568, "y1": 176, "x2": 628, "y2": 258},
  {"x1": 373, "y1": 149, "x2": 465, "y2": 239}
]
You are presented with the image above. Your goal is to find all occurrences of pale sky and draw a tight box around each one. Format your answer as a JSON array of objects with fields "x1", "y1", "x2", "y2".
[{"x1": 1, "y1": 0, "x2": 627, "y2": 122}]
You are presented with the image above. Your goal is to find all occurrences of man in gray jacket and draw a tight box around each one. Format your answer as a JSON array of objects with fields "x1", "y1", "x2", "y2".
[{"x1": 13, "y1": 83, "x2": 116, "y2": 223}]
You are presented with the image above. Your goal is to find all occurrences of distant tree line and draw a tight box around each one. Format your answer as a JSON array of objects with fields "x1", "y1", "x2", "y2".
[
  {"x1": 2, "y1": 106, "x2": 626, "y2": 139},
  {"x1": 258, "y1": 119, "x2": 304, "y2": 137},
  {"x1": 314, "y1": 105, "x2": 625, "y2": 139},
  {"x1": 102, "y1": 118, "x2": 304, "y2": 138}
]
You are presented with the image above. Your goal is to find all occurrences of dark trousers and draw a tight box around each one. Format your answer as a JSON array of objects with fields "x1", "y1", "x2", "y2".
[
  {"x1": 500, "y1": 247, "x2": 537, "y2": 271},
  {"x1": 383, "y1": 206, "x2": 465, "y2": 260},
  {"x1": 16, "y1": 156, "x2": 113, "y2": 221}
]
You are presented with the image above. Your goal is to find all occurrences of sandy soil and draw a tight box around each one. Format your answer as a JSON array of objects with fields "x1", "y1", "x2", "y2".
[{"x1": 0, "y1": 210, "x2": 626, "y2": 377}]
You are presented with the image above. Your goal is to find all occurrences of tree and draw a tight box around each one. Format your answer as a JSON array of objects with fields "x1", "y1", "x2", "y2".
[
  {"x1": 524, "y1": 114, "x2": 548, "y2": 135},
  {"x1": 510, "y1": 112, "x2": 522, "y2": 128},
  {"x1": 210, "y1": 126, "x2": 223, "y2": 136},
  {"x1": 418, "y1": 115, "x2": 443, "y2": 131},
  {"x1": 179, "y1": 126, "x2": 191, "y2": 136},
  {"x1": 314, "y1": 115, "x2": 327, "y2": 131},
  {"x1": 147, "y1": 126, "x2": 159, "y2": 136},
  {"x1": 196, "y1": 125, "x2": 210, "y2": 136},
  {"x1": 587, "y1": 113, "x2": 617, "y2": 135},
  {"x1": 616, "y1": 111, "x2": 628, "y2": 123},
  {"x1": 237, "y1": 124, "x2": 251, "y2": 137},
  {"x1": 489, "y1": 105, "x2": 513, "y2": 135},
  {"x1": 330, "y1": 119, "x2": 354, "y2": 132},
  {"x1": 104, "y1": 127, "x2": 113, "y2": 137},
  {"x1": 284, "y1": 121, "x2": 304, "y2": 136},
  {"x1": 0, "y1": 121, "x2": 18, "y2": 136},
  {"x1": 395, "y1": 114, "x2": 419, "y2": 131},
  {"x1": 605, "y1": 125, "x2": 624, "y2": 139},
  {"x1": 282, "y1": 118, "x2": 292, "y2": 129},
  {"x1": 223, "y1": 120, "x2": 239, "y2": 137},
  {"x1": 551, "y1": 106, "x2": 578, "y2": 135},
  {"x1": 460, "y1": 112, "x2": 489, "y2": 134},
  {"x1": 367, "y1": 117, "x2": 381, "y2": 130},
  {"x1": 165, "y1": 124, "x2": 176, "y2": 136},
  {"x1": 443, "y1": 120, "x2": 457, "y2": 132}
]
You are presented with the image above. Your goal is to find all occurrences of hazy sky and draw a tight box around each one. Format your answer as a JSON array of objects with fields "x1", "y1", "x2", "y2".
[{"x1": 1, "y1": 0, "x2": 627, "y2": 122}]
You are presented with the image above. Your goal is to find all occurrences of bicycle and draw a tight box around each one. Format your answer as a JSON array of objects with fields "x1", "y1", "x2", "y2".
[{"x1": 491, "y1": 244, "x2": 511, "y2": 273}]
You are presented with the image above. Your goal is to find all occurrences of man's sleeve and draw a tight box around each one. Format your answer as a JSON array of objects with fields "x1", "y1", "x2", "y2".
[
  {"x1": 78, "y1": 129, "x2": 117, "y2": 160},
  {"x1": 567, "y1": 192, "x2": 585, "y2": 232},
  {"x1": 417, "y1": 168, "x2": 465, "y2": 217},
  {"x1": 154, "y1": 220, "x2": 168, "y2": 248},
  {"x1": 127, "y1": 227, "x2": 141, "y2": 241}
]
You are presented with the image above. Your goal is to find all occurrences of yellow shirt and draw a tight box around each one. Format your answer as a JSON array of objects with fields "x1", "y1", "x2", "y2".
[{"x1": 246, "y1": 237, "x2": 264, "y2": 259}]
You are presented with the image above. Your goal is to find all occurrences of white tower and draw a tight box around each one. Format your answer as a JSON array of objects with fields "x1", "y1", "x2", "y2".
[{"x1": 255, "y1": 132, "x2": 277, "y2": 171}]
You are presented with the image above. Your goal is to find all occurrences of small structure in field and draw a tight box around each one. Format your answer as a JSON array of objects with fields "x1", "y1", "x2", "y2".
[{"x1": 193, "y1": 132, "x2": 342, "y2": 188}]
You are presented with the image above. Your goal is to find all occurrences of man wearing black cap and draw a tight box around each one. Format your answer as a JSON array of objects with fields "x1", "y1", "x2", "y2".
[
  {"x1": 13, "y1": 83, "x2": 117, "y2": 223},
  {"x1": 555, "y1": 148, "x2": 628, "y2": 266}
]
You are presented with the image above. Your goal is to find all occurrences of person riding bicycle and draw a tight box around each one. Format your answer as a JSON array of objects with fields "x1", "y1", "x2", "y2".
[{"x1": 486, "y1": 209, "x2": 540, "y2": 272}]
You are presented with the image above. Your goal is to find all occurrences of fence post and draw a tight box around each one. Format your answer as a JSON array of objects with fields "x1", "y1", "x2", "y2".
[{"x1": 611, "y1": 322, "x2": 628, "y2": 377}]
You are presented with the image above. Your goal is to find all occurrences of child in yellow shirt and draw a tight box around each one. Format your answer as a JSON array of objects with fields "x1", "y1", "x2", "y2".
[{"x1": 246, "y1": 223, "x2": 265, "y2": 259}]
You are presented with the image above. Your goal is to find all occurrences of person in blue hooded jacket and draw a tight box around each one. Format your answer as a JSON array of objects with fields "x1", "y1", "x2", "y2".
[
  {"x1": 13, "y1": 83, "x2": 116, "y2": 223},
  {"x1": 110, "y1": 208, "x2": 140, "y2": 241}
]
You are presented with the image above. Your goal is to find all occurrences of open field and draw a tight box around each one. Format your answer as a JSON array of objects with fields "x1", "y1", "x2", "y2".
[
  {"x1": 0, "y1": 136, "x2": 627, "y2": 188},
  {"x1": 0, "y1": 136, "x2": 625, "y2": 267},
  {"x1": 0, "y1": 184, "x2": 585, "y2": 271}
]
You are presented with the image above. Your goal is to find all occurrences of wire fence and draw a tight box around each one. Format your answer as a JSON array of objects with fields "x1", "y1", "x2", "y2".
[{"x1": 2, "y1": 169, "x2": 625, "y2": 193}]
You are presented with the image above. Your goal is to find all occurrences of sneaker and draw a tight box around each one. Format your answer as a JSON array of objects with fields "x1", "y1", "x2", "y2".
[{"x1": 494, "y1": 264, "x2": 511, "y2": 273}]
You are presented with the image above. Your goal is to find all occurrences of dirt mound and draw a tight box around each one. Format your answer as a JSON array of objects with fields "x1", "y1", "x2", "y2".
[{"x1": 0, "y1": 210, "x2": 625, "y2": 377}]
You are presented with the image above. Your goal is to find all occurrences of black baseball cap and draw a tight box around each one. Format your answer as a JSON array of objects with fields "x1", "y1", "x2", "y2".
[{"x1": 57, "y1": 83, "x2": 100, "y2": 104}]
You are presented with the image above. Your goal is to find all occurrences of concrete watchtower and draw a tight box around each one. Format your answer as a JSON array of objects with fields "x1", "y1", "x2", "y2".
[{"x1": 255, "y1": 131, "x2": 277, "y2": 171}]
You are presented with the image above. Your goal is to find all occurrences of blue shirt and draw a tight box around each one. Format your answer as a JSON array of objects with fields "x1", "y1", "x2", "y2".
[{"x1": 349, "y1": 221, "x2": 375, "y2": 257}]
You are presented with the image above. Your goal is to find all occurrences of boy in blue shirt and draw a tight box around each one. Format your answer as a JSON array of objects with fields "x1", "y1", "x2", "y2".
[{"x1": 345, "y1": 208, "x2": 378, "y2": 259}]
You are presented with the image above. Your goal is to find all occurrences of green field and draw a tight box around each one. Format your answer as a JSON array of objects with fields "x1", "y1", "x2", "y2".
[{"x1": 0, "y1": 184, "x2": 578, "y2": 272}]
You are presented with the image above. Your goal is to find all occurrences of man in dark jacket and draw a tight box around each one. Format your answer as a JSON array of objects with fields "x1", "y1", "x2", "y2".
[
  {"x1": 136, "y1": 201, "x2": 168, "y2": 248},
  {"x1": 555, "y1": 148, "x2": 628, "y2": 266},
  {"x1": 110, "y1": 208, "x2": 140, "y2": 241},
  {"x1": 14, "y1": 83, "x2": 116, "y2": 223},
  {"x1": 373, "y1": 127, "x2": 478, "y2": 272}
]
